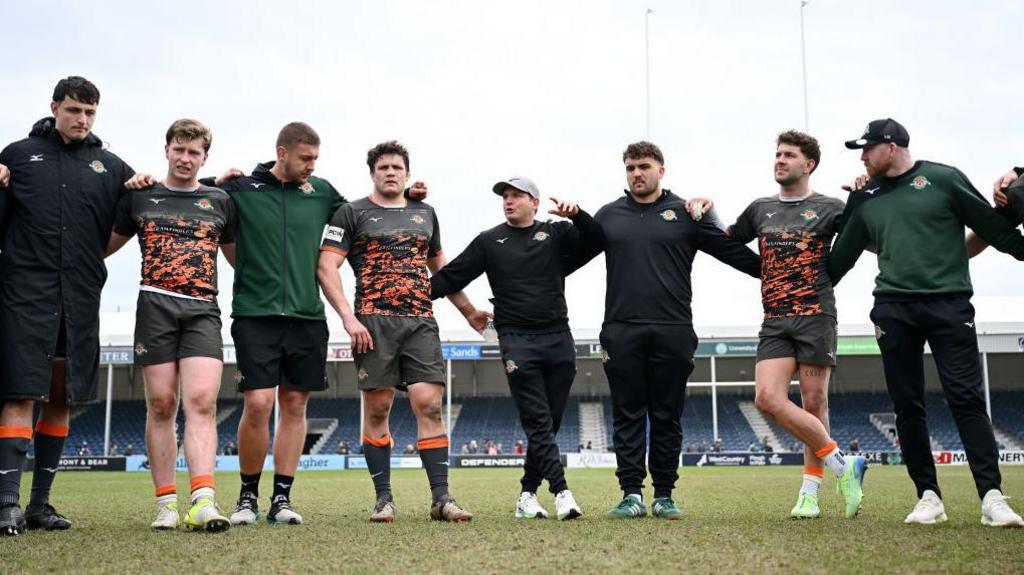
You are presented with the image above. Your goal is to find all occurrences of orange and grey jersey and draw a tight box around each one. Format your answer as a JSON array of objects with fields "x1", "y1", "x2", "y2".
[
  {"x1": 114, "y1": 184, "x2": 236, "y2": 300},
  {"x1": 729, "y1": 193, "x2": 844, "y2": 319},
  {"x1": 321, "y1": 197, "x2": 441, "y2": 317}
]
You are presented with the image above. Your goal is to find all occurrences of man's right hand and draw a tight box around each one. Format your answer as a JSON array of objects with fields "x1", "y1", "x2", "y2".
[
  {"x1": 993, "y1": 169, "x2": 1018, "y2": 207},
  {"x1": 216, "y1": 168, "x2": 245, "y2": 187},
  {"x1": 125, "y1": 173, "x2": 157, "y2": 189},
  {"x1": 343, "y1": 315, "x2": 374, "y2": 354},
  {"x1": 0, "y1": 163, "x2": 9, "y2": 188},
  {"x1": 841, "y1": 174, "x2": 870, "y2": 193}
]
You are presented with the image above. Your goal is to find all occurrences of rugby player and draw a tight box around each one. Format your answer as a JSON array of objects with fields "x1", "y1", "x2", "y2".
[
  {"x1": 106, "y1": 119, "x2": 234, "y2": 532},
  {"x1": 318, "y1": 141, "x2": 484, "y2": 522}
]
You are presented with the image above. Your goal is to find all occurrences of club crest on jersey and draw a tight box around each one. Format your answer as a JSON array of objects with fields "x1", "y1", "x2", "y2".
[
  {"x1": 910, "y1": 176, "x2": 930, "y2": 190},
  {"x1": 233, "y1": 371, "x2": 244, "y2": 384},
  {"x1": 410, "y1": 215, "x2": 426, "y2": 224},
  {"x1": 299, "y1": 182, "x2": 314, "y2": 195},
  {"x1": 134, "y1": 343, "x2": 148, "y2": 355},
  {"x1": 194, "y1": 198, "x2": 214, "y2": 211},
  {"x1": 533, "y1": 231, "x2": 549, "y2": 242},
  {"x1": 357, "y1": 368, "x2": 369, "y2": 381},
  {"x1": 660, "y1": 209, "x2": 678, "y2": 221},
  {"x1": 874, "y1": 325, "x2": 886, "y2": 339},
  {"x1": 505, "y1": 360, "x2": 518, "y2": 374},
  {"x1": 800, "y1": 209, "x2": 818, "y2": 221},
  {"x1": 89, "y1": 160, "x2": 107, "y2": 174}
]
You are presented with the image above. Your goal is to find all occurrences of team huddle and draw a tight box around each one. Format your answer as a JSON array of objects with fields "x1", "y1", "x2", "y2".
[{"x1": 1, "y1": 76, "x2": 1023, "y2": 535}]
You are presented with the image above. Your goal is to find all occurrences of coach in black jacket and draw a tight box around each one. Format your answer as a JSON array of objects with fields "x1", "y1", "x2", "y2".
[
  {"x1": 573, "y1": 141, "x2": 760, "y2": 519},
  {"x1": 431, "y1": 176, "x2": 594, "y2": 520},
  {"x1": 0, "y1": 77, "x2": 134, "y2": 534}
]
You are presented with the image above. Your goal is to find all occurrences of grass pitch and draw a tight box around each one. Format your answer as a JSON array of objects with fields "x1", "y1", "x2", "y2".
[{"x1": 1, "y1": 466, "x2": 1021, "y2": 574}]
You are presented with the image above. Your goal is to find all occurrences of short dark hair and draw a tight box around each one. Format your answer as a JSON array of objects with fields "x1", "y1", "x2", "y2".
[
  {"x1": 52, "y1": 76, "x2": 100, "y2": 105},
  {"x1": 276, "y1": 122, "x2": 320, "y2": 149},
  {"x1": 776, "y1": 130, "x2": 821, "y2": 173},
  {"x1": 622, "y1": 141, "x2": 664, "y2": 165},
  {"x1": 367, "y1": 140, "x2": 410, "y2": 173}
]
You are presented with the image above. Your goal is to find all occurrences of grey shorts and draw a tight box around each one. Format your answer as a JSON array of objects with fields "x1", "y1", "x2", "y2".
[
  {"x1": 134, "y1": 291, "x2": 223, "y2": 365},
  {"x1": 354, "y1": 315, "x2": 445, "y2": 391},
  {"x1": 757, "y1": 315, "x2": 837, "y2": 367}
]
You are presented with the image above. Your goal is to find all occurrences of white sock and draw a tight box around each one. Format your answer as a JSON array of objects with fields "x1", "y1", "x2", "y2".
[
  {"x1": 156, "y1": 494, "x2": 177, "y2": 509},
  {"x1": 821, "y1": 447, "x2": 847, "y2": 477},
  {"x1": 800, "y1": 474, "x2": 821, "y2": 496},
  {"x1": 626, "y1": 493, "x2": 642, "y2": 503},
  {"x1": 191, "y1": 487, "x2": 214, "y2": 503}
]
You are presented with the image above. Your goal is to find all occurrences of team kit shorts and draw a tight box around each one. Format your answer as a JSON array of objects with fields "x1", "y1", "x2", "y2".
[
  {"x1": 756, "y1": 314, "x2": 837, "y2": 367},
  {"x1": 354, "y1": 315, "x2": 446, "y2": 391},
  {"x1": 231, "y1": 316, "x2": 329, "y2": 391},
  {"x1": 133, "y1": 290, "x2": 223, "y2": 365}
]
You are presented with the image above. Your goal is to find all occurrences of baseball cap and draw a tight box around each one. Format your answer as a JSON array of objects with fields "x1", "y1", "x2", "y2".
[
  {"x1": 493, "y1": 176, "x2": 540, "y2": 199},
  {"x1": 844, "y1": 118, "x2": 910, "y2": 149}
]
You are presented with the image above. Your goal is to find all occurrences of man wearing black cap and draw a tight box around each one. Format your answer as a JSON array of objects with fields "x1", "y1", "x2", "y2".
[
  {"x1": 430, "y1": 176, "x2": 595, "y2": 521},
  {"x1": 574, "y1": 141, "x2": 760, "y2": 519},
  {"x1": 830, "y1": 118, "x2": 1024, "y2": 527}
]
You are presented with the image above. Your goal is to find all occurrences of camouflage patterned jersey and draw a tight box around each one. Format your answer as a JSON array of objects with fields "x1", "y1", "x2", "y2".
[
  {"x1": 728, "y1": 193, "x2": 844, "y2": 319},
  {"x1": 321, "y1": 197, "x2": 441, "y2": 317},
  {"x1": 113, "y1": 183, "x2": 236, "y2": 300}
]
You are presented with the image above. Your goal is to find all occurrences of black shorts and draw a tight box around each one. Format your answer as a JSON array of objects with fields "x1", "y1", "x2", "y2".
[
  {"x1": 232, "y1": 316, "x2": 328, "y2": 392},
  {"x1": 134, "y1": 291, "x2": 223, "y2": 365},
  {"x1": 756, "y1": 315, "x2": 837, "y2": 366},
  {"x1": 354, "y1": 315, "x2": 445, "y2": 391},
  {"x1": 54, "y1": 312, "x2": 67, "y2": 359}
]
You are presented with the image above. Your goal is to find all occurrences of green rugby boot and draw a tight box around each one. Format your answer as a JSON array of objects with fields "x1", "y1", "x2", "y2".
[
  {"x1": 790, "y1": 492, "x2": 820, "y2": 519},
  {"x1": 651, "y1": 497, "x2": 684, "y2": 520},
  {"x1": 837, "y1": 455, "x2": 868, "y2": 518}
]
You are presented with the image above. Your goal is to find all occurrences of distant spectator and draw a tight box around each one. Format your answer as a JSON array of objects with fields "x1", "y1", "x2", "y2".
[
  {"x1": 468, "y1": 439, "x2": 479, "y2": 454},
  {"x1": 402, "y1": 444, "x2": 417, "y2": 455},
  {"x1": 496, "y1": 443, "x2": 504, "y2": 455},
  {"x1": 223, "y1": 440, "x2": 238, "y2": 456},
  {"x1": 334, "y1": 440, "x2": 349, "y2": 455},
  {"x1": 762, "y1": 436, "x2": 773, "y2": 453},
  {"x1": 685, "y1": 442, "x2": 695, "y2": 453},
  {"x1": 461, "y1": 442, "x2": 471, "y2": 454},
  {"x1": 109, "y1": 443, "x2": 120, "y2": 456},
  {"x1": 848, "y1": 437, "x2": 861, "y2": 454},
  {"x1": 578, "y1": 443, "x2": 585, "y2": 452},
  {"x1": 78, "y1": 441, "x2": 92, "y2": 456},
  {"x1": 789, "y1": 441, "x2": 800, "y2": 453},
  {"x1": 697, "y1": 439, "x2": 707, "y2": 453},
  {"x1": 748, "y1": 442, "x2": 760, "y2": 453},
  {"x1": 712, "y1": 439, "x2": 722, "y2": 453},
  {"x1": 514, "y1": 440, "x2": 525, "y2": 455},
  {"x1": 124, "y1": 443, "x2": 135, "y2": 456},
  {"x1": 485, "y1": 441, "x2": 498, "y2": 455},
  {"x1": 585, "y1": 441, "x2": 592, "y2": 451}
]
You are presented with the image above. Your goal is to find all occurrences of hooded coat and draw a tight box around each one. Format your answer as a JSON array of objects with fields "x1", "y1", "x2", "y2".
[{"x1": 0, "y1": 118, "x2": 133, "y2": 403}]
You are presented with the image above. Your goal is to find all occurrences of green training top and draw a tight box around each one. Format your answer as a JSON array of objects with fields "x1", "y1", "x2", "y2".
[{"x1": 828, "y1": 160, "x2": 1024, "y2": 296}]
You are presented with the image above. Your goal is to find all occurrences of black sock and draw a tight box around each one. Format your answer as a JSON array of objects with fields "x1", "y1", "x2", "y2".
[
  {"x1": 239, "y1": 472, "x2": 261, "y2": 499},
  {"x1": 417, "y1": 435, "x2": 450, "y2": 502},
  {"x1": 654, "y1": 489, "x2": 672, "y2": 500},
  {"x1": 272, "y1": 474, "x2": 294, "y2": 500},
  {"x1": 0, "y1": 435, "x2": 30, "y2": 507},
  {"x1": 363, "y1": 435, "x2": 392, "y2": 499},
  {"x1": 30, "y1": 425, "x2": 67, "y2": 507}
]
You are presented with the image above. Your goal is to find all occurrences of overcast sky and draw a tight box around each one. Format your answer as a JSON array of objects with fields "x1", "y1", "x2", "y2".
[{"x1": 3, "y1": 0, "x2": 1022, "y2": 344}]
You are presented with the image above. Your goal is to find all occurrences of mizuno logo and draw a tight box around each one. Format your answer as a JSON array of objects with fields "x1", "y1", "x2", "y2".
[
  {"x1": 964, "y1": 322, "x2": 975, "y2": 328},
  {"x1": 41, "y1": 467, "x2": 58, "y2": 474},
  {"x1": 496, "y1": 237, "x2": 509, "y2": 244},
  {"x1": 276, "y1": 482, "x2": 291, "y2": 489},
  {"x1": 440, "y1": 462, "x2": 450, "y2": 466},
  {"x1": 371, "y1": 471, "x2": 384, "y2": 478},
  {"x1": 29, "y1": 154, "x2": 44, "y2": 162},
  {"x1": 149, "y1": 198, "x2": 165, "y2": 205},
  {"x1": 369, "y1": 217, "x2": 383, "y2": 222},
  {"x1": 766, "y1": 212, "x2": 777, "y2": 218},
  {"x1": 0, "y1": 469, "x2": 17, "y2": 475},
  {"x1": 865, "y1": 187, "x2": 880, "y2": 195},
  {"x1": 251, "y1": 183, "x2": 265, "y2": 189}
]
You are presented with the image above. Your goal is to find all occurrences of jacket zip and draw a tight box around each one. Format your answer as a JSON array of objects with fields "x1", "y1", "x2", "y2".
[{"x1": 280, "y1": 186, "x2": 288, "y2": 315}]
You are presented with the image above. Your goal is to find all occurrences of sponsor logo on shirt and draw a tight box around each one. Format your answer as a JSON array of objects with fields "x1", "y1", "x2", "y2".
[
  {"x1": 324, "y1": 226, "x2": 344, "y2": 243},
  {"x1": 251, "y1": 182, "x2": 265, "y2": 189},
  {"x1": 910, "y1": 176, "x2": 931, "y2": 190},
  {"x1": 410, "y1": 215, "x2": 426, "y2": 224},
  {"x1": 90, "y1": 160, "x2": 107, "y2": 174},
  {"x1": 29, "y1": 154, "x2": 44, "y2": 162},
  {"x1": 660, "y1": 209, "x2": 677, "y2": 221},
  {"x1": 533, "y1": 231, "x2": 549, "y2": 242},
  {"x1": 194, "y1": 198, "x2": 214, "y2": 211}
]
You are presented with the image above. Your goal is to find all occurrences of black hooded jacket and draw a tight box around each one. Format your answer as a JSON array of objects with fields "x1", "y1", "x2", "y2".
[{"x1": 0, "y1": 118, "x2": 134, "y2": 403}]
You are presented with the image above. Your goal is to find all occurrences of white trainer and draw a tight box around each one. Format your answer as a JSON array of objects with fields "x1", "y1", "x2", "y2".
[
  {"x1": 904, "y1": 490, "x2": 947, "y2": 525},
  {"x1": 229, "y1": 497, "x2": 259, "y2": 526},
  {"x1": 150, "y1": 502, "x2": 179, "y2": 530},
  {"x1": 981, "y1": 490, "x2": 1024, "y2": 528},
  {"x1": 514, "y1": 492, "x2": 549, "y2": 519},
  {"x1": 554, "y1": 490, "x2": 583, "y2": 521}
]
